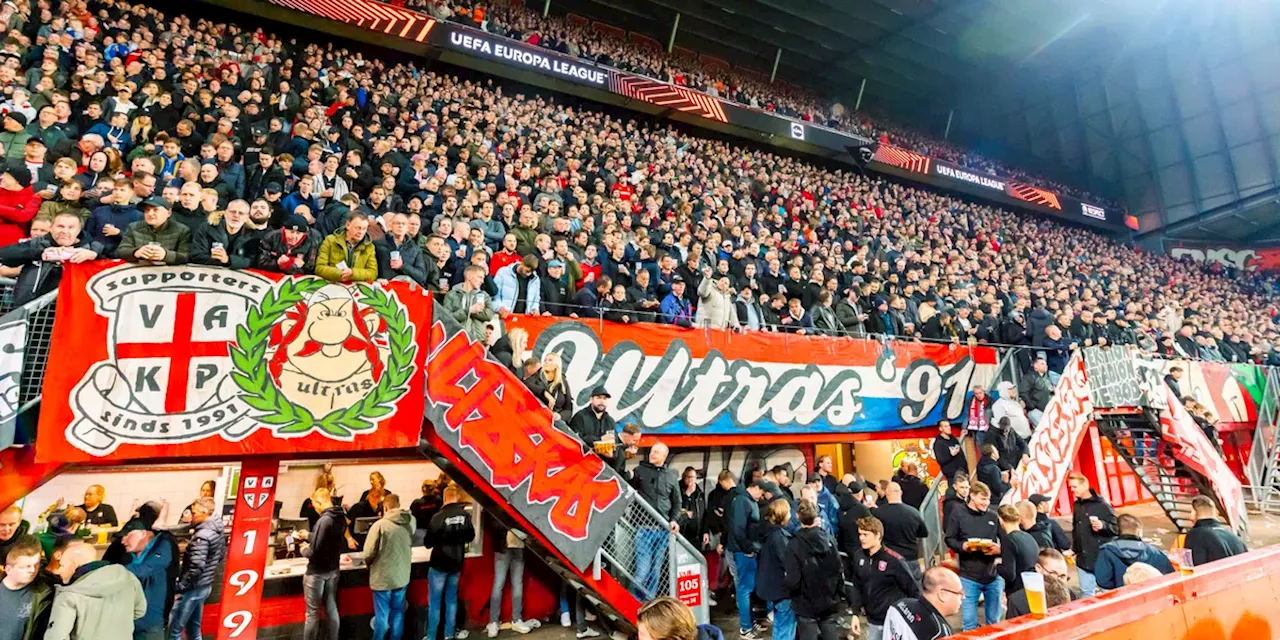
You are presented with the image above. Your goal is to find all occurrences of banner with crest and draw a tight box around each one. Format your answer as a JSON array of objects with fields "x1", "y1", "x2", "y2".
[{"x1": 39, "y1": 263, "x2": 429, "y2": 463}]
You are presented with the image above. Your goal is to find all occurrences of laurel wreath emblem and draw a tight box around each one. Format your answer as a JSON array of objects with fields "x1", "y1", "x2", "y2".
[{"x1": 228, "y1": 277, "x2": 418, "y2": 439}]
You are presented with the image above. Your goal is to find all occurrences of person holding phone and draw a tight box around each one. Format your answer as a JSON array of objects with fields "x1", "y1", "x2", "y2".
[{"x1": 0, "y1": 211, "x2": 100, "y2": 305}]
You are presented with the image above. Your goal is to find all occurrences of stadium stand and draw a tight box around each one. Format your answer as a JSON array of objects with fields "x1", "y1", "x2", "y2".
[{"x1": 0, "y1": 0, "x2": 1270, "y2": 368}]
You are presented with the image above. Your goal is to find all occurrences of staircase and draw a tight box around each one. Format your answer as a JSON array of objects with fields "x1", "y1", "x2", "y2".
[
  {"x1": 1095, "y1": 410, "x2": 1216, "y2": 531},
  {"x1": 421, "y1": 309, "x2": 709, "y2": 630}
]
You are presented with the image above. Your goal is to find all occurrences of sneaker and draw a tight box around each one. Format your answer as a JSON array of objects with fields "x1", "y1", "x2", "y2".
[
  {"x1": 708, "y1": 597, "x2": 717, "y2": 607},
  {"x1": 576, "y1": 628, "x2": 602, "y2": 639},
  {"x1": 511, "y1": 621, "x2": 532, "y2": 635},
  {"x1": 524, "y1": 619, "x2": 541, "y2": 630},
  {"x1": 585, "y1": 612, "x2": 597, "y2": 622},
  {"x1": 561, "y1": 612, "x2": 572, "y2": 628},
  {"x1": 458, "y1": 631, "x2": 471, "y2": 640},
  {"x1": 739, "y1": 630, "x2": 761, "y2": 640},
  {"x1": 486, "y1": 623, "x2": 499, "y2": 639},
  {"x1": 752, "y1": 621, "x2": 769, "y2": 634}
]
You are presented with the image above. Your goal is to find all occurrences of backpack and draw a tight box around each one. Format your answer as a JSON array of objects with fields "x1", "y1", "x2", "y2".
[{"x1": 800, "y1": 531, "x2": 845, "y2": 617}]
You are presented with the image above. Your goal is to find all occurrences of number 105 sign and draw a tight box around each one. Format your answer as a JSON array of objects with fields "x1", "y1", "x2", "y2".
[
  {"x1": 676, "y1": 564, "x2": 702, "y2": 607},
  {"x1": 217, "y1": 459, "x2": 280, "y2": 640}
]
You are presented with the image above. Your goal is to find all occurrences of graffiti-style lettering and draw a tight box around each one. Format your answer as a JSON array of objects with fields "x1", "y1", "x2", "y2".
[
  {"x1": 425, "y1": 322, "x2": 624, "y2": 543},
  {"x1": 1006, "y1": 356, "x2": 1093, "y2": 504}
]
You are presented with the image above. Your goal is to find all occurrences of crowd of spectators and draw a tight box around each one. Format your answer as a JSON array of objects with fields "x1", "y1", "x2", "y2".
[
  {"x1": 0, "y1": 0, "x2": 1272, "y2": 381},
  {"x1": 393, "y1": 0, "x2": 1117, "y2": 207}
]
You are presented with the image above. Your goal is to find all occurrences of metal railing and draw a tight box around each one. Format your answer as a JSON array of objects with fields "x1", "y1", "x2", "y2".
[
  {"x1": 598, "y1": 490, "x2": 710, "y2": 623},
  {"x1": 921, "y1": 346, "x2": 1022, "y2": 566},
  {"x1": 1245, "y1": 368, "x2": 1280, "y2": 510}
]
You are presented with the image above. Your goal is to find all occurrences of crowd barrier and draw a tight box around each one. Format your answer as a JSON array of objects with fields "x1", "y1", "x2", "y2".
[{"x1": 951, "y1": 545, "x2": 1280, "y2": 639}]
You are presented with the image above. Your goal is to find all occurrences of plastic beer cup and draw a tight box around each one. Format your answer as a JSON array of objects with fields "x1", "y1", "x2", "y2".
[{"x1": 1023, "y1": 572, "x2": 1047, "y2": 616}]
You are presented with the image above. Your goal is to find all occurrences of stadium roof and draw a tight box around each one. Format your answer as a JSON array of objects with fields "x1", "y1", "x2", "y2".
[{"x1": 553, "y1": 0, "x2": 1120, "y2": 116}]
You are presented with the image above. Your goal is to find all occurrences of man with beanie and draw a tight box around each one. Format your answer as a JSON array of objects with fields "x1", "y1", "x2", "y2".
[
  {"x1": 0, "y1": 164, "x2": 38, "y2": 246},
  {"x1": 363, "y1": 493, "x2": 414, "y2": 640},
  {"x1": 258, "y1": 213, "x2": 319, "y2": 274},
  {"x1": 0, "y1": 113, "x2": 31, "y2": 161}
]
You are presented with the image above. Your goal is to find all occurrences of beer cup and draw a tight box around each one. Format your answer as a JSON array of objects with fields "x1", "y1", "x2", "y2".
[{"x1": 1023, "y1": 572, "x2": 1047, "y2": 616}]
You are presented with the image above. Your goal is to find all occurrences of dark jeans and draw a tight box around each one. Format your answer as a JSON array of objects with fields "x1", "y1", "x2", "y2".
[
  {"x1": 795, "y1": 613, "x2": 842, "y2": 640},
  {"x1": 304, "y1": 569, "x2": 341, "y2": 640},
  {"x1": 167, "y1": 583, "x2": 212, "y2": 640}
]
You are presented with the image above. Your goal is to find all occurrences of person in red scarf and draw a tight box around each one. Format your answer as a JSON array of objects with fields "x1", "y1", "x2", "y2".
[{"x1": 964, "y1": 385, "x2": 992, "y2": 474}]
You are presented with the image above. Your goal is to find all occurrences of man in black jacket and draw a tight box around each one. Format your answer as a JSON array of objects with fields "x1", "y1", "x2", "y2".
[
  {"x1": 848, "y1": 516, "x2": 920, "y2": 639},
  {"x1": 301, "y1": 487, "x2": 351, "y2": 640},
  {"x1": 170, "y1": 497, "x2": 225, "y2": 640},
  {"x1": 997, "y1": 505, "x2": 1039, "y2": 595},
  {"x1": 0, "y1": 211, "x2": 100, "y2": 305},
  {"x1": 944, "y1": 481, "x2": 1002, "y2": 631},
  {"x1": 425, "y1": 484, "x2": 477, "y2": 640},
  {"x1": 1068, "y1": 473, "x2": 1117, "y2": 597},
  {"x1": 192, "y1": 199, "x2": 261, "y2": 268},
  {"x1": 569, "y1": 386, "x2": 616, "y2": 450},
  {"x1": 931, "y1": 420, "x2": 967, "y2": 484},
  {"x1": 975, "y1": 445, "x2": 1011, "y2": 506},
  {"x1": 726, "y1": 479, "x2": 765, "y2": 639},
  {"x1": 783, "y1": 501, "x2": 851, "y2": 640},
  {"x1": 541, "y1": 260, "x2": 574, "y2": 316},
  {"x1": 1018, "y1": 358, "x2": 1054, "y2": 427},
  {"x1": 872, "y1": 482, "x2": 929, "y2": 582},
  {"x1": 374, "y1": 212, "x2": 427, "y2": 284},
  {"x1": 1021, "y1": 497, "x2": 1070, "y2": 552},
  {"x1": 1184, "y1": 495, "x2": 1246, "y2": 567},
  {"x1": 882, "y1": 568, "x2": 961, "y2": 640},
  {"x1": 630, "y1": 442, "x2": 681, "y2": 598}
]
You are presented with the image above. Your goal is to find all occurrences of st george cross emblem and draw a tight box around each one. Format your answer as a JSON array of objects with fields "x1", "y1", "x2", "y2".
[{"x1": 65, "y1": 265, "x2": 417, "y2": 456}]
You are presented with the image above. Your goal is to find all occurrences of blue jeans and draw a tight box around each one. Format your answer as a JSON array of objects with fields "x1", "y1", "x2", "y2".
[
  {"x1": 771, "y1": 599, "x2": 796, "y2": 640},
  {"x1": 490, "y1": 548, "x2": 525, "y2": 624},
  {"x1": 303, "y1": 570, "x2": 340, "y2": 640},
  {"x1": 635, "y1": 527, "x2": 668, "y2": 599},
  {"x1": 167, "y1": 584, "x2": 211, "y2": 640},
  {"x1": 428, "y1": 568, "x2": 461, "y2": 640},
  {"x1": 733, "y1": 552, "x2": 758, "y2": 633},
  {"x1": 560, "y1": 583, "x2": 589, "y2": 633},
  {"x1": 1078, "y1": 567, "x2": 1098, "y2": 596},
  {"x1": 372, "y1": 586, "x2": 408, "y2": 640},
  {"x1": 960, "y1": 576, "x2": 1004, "y2": 631}
]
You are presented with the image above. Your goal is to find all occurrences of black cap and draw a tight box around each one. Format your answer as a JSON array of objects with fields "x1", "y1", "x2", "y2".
[
  {"x1": 251, "y1": 125, "x2": 266, "y2": 137},
  {"x1": 282, "y1": 213, "x2": 309, "y2": 232},
  {"x1": 4, "y1": 111, "x2": 26, "y2": 127},
  {"x1": 264, "y1": 182, "x2": 282, "y2": 194},
  {"x1": 1028, "y1": 494, "x2": 1052, "y2": 506},
  {"x1": 671, "y1": 275, "x2": 685, "y2": 284},
  {"x1": 139, "y1": 195, "x2": 171, "y2": 210},
  {"x1": 589, "y1": 385, "x2": 611, "y2": 399},
  {"x1": 4, "y1": 163, "x2": 30, "y2": 188}
]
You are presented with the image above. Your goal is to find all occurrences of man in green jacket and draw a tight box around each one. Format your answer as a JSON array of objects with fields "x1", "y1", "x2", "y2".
[
  {"x1": 363, "y1": 493, "x2": 415, "y2": 640},
  {"x1": 0, "y1": 112, "x2": 31, "y2": 161},
  {"x1": 442, "y1": 264, "x2": 494, "y2": 342},
  {"x1": 116, "y1": 196, "x2": 191, "y2": 265},
  {"x1": 45, "y1": 541, "x2": 146, "y2": 640},
  {"x1": 0, "y1": 535, "x2": 53, "y2": 640},
  {"x1": 315, "y1": 213, "x2": 377, "y2": 283}
]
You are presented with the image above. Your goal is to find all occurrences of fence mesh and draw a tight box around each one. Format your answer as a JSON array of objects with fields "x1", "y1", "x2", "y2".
[
  {"x1": 601, "y1": 495, "x2": 675, "y2": 602},
  {"x1": 20, "y1": 300, "x2": 58, "y2": 409}
]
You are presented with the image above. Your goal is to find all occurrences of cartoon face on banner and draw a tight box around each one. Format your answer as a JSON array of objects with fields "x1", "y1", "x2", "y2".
[
  {"x1": 40, "y1": 264, "x2": 428, "y2": 463},
  {"x1": 516, "y1": 318, "x2": 996, "y2": 435}
]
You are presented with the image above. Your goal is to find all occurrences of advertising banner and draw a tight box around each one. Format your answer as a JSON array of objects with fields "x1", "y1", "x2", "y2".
[
  {"x1": 38, "y1": 263, "x2": 430, "y2": 463},
  {"x1": 423, "y1": 316, "x2": 630, "y2": 571},
  {"x1": 506, "y1": 316, "x2": 998, "y2": 436}
]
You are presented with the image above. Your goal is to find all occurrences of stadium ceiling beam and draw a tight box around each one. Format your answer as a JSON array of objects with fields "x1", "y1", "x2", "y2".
[{"x1": 714, "y1": 0, "x2": 962, "y2": 84}]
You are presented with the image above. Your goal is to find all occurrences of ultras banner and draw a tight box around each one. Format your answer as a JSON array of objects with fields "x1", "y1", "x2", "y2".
[
  {"x1": 507, "y1": 316, "x2": 999, "y2": 435},
  {"x1": 423, "y1": 314, "x2": 629, "y2": 571},
  {"x1": 39, "y1": 263, "x2": 429, "y2": 463}
]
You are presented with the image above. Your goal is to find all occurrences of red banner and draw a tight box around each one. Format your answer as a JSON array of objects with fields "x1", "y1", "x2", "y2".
[
  {"x1": 1159, "y1": 387, "x2": 1247, "y2": 532},
  {"x1": 1006, "y1": 354, "x2": 1094, "y2": 505},
  {"x1": 216, "y1": 458, "x2": 279, "y2": 640},
  {"x1": 38, "y1": 263, "x2": 430, "y2": 463}
]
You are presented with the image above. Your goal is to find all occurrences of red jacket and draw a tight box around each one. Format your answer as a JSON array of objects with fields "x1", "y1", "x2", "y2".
[{"x1": 0, "y1": 186, "x2": 39, "y2": 246}]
